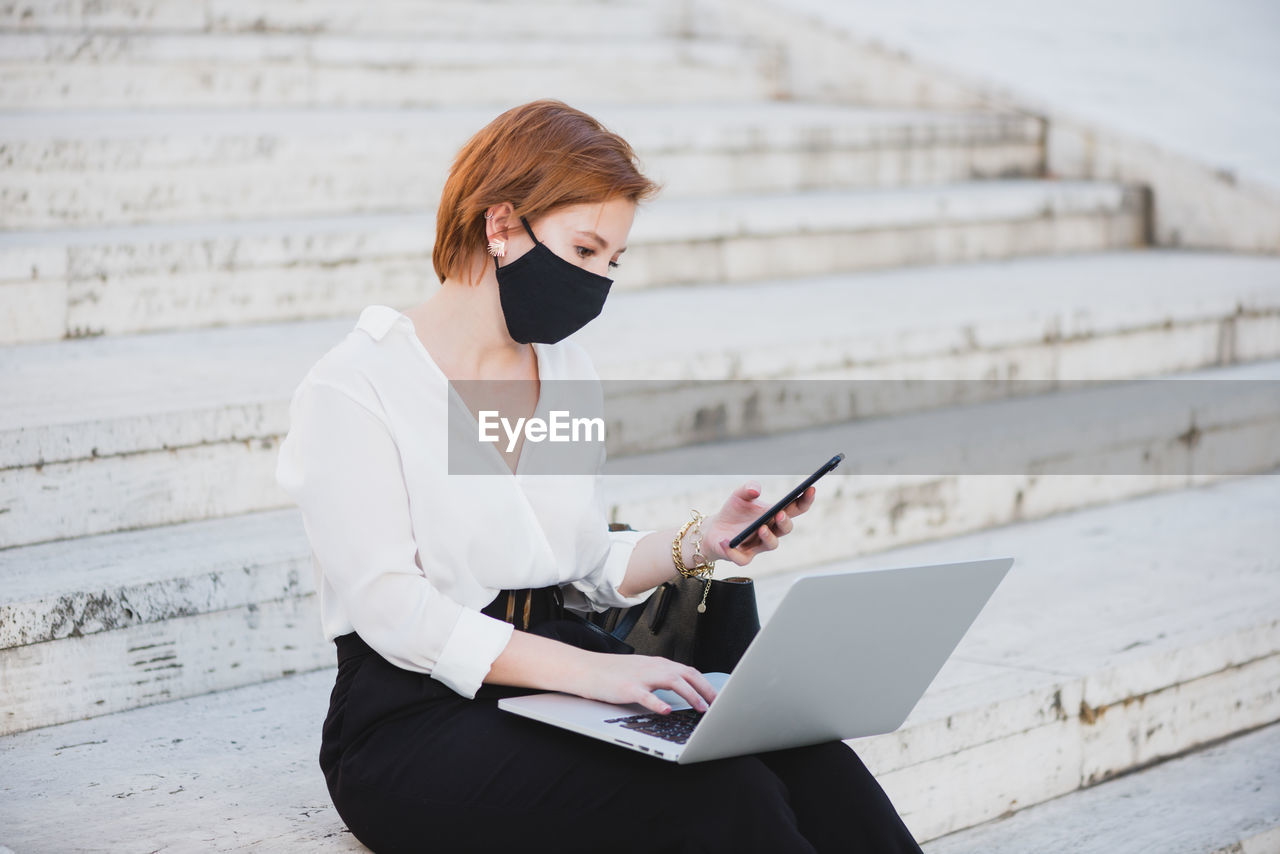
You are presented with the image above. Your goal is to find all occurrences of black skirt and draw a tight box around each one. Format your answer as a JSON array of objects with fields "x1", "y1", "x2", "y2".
[{"x1": 319, "y1": 588, "x2": 924, "y2": 854}]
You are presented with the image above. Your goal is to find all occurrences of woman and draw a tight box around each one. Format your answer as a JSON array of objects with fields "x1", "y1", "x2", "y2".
[{"x1": 275, "y1": 99, "x2": 923, "y2": 853}]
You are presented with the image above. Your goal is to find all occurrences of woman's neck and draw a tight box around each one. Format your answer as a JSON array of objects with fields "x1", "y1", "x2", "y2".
[{"x1": 407, "y1": 272, "x2": 532, "y2": 381}]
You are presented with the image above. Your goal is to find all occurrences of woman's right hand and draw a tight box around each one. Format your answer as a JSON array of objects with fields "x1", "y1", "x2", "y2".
[{"x1": 571, "y1": 651, "x2": 718, "y2": 715}]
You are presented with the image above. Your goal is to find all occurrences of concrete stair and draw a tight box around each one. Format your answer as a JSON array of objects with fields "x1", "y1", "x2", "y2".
[
  {"x1": 3, "y1": 0, "x2": 1277, "y2": 848},
  {"x1": 5, "y1": 251, "x2": 1279, "y2": 549},
  {"x1": 922, "y1": 723, "x2": 1280, "y2": 854},
  {"x1": 4, "y1": 0, "x2": 687, "y2": 39},
  {"x1": 0, "y1": 104, "x2": 1044, "y2": 227},
  {"x1": 1, "y1": 473, "x2": 1276, "y2": 848},
  {"x1": 0, "y1": 32, "x2": 778, "y2": 109},
  {"x1": 0, "y1": 180, "x2": 1147, "y2": 343},
  {"x1": 3, "y1": 353, "x2": 1278, "y2": 732},
  {"x1": 0, "y1": 509, "x2": 325, "y2": 738}
]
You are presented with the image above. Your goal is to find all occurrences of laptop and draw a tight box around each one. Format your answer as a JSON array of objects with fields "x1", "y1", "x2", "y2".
[{"x1": 498, "y1": 556, "x2": 1013, "y2": 763}]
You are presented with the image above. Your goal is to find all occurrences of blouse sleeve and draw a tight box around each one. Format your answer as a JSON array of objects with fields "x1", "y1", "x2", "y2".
[
  {"x1": 274, "y1": 379, "x2": 513, "y2": 699},
  {"x1": 562, "y1": 496, "x2": 656, "y2": 614},
  {"x1": 560, "y1": 445, "x2": 659, "y2": 614}
]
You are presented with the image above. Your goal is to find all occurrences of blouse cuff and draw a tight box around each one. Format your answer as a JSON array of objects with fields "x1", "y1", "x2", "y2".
[
  {"x1": 430, "y1": 606, "x2": 515, "y2": 699},
  {"x1": 570, "y1": 526, "x2": 658, "y2": 612}
]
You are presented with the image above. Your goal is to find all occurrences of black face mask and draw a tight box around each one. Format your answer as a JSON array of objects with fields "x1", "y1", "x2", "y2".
[{"x1": 495, "y1": 216, "x2": 613, "y2": 344}]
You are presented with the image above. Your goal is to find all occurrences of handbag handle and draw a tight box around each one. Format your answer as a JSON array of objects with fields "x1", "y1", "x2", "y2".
[{"x1": 609, "y1": 592, "x2": 652, "y2": 641}]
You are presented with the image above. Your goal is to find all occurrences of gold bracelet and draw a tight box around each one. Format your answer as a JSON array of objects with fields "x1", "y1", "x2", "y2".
[
  {"x1": 672, "y1": 510, "x2": 716, "y2": 579},
  {"x1": 671, "y1": 517, "x2": 698, "y2": 577},
  {"x1": 690, "y1": 513, "x2": 714, "y2": 573}
]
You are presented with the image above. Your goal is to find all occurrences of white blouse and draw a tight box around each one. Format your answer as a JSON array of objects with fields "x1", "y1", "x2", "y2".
[{"x1": 274, "y1": 305, "x2": 655, "y2": 699}]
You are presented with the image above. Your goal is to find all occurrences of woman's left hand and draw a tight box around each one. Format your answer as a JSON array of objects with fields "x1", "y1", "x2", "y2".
[{"x1": 702, "y1": 482, "x2": 817, "y2": 567}]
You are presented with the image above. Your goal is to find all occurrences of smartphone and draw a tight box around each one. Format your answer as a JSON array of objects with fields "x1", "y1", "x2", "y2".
[{"x1": 727, "y1": 452, "x2": 845, "y2": 549}]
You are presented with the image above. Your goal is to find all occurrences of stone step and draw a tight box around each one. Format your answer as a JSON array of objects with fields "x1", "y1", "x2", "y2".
[
  {"x1": 772, "y1": 472, "x2": 1280, "y2": 842},
  {"x1": 922, "y1": 723, "x2": 1280, "y2": 854},
  {"x1": 0, "y1": 472, "x2": 1275, "y2": 846},
  {"x1": 2, "y1": 0, "x2": 684, "y2": 39},
  {"x1": 4, "y1": 359, "x2": 1277, "y2": 674},
  {"x1": 589, "y1": 357, "x2": 1280, "y2": 571},
  {"x1": 0, "y1": 32, "x2": 778, "y2": 109},
  {"x1": 0, "y1": 508, "x2": 327, "y2": 737},
  {"x1": 1, "y1": 371, "x2": 1276, "y2": 732},
  {"x1": 3, "y1": 250, "x2": 1278, "y2": 547},
  {"x1": 1, "y1": 180, "x2": 1144, "y2": 343},
  {"x1": 0, "y1": 103, "x2": 1043, "y2": 228},
  {"x1": 577, "y1": 249, "x2": 1280, "y2": 382}
]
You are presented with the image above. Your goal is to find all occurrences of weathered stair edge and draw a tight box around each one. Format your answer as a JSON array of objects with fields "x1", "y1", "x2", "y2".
[
  {"x1": 0, "y1": 593, "x2": 328, "y2": 738},
  {"x1": 2, "y1": 469, "x2": 1269, "y2": 654},
  {"x1": 10, "y1": 419, "x2": 1280, "y2": 647},
  {"x1": 0, "y1": 181, "x2": 1143, "y2": 342},
  {"x1": 0, "y1": 0, "x2": 683, "y2": 38},
  {"x1": 867, "y1": 630, "x2": 1280, "y2": 842},
  {"x1": 7, "y1": 333, "x2": 1277, "y2": 549},
  {"x1": 0, "y1": 106, "x2": 1045, "y2": 229},
  {"x1": 0, "y1": 35, "x2": 781, "y2": 110},
  {"x1": 18, "y1": 245, "x2": 1276, "y2": 472},
  {"x1": 3, "y1": 418, "x2": 1274, "y2": 566},
  {"x1": 921, "y1": 721, "x2": 1280, "y2": 853}
]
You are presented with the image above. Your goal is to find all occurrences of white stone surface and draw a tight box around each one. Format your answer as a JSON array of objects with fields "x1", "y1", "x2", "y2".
[
  {"x1": 923, "y1": 721, "x2": 1280, "y2": 854},
  {"x1": 0, "y1": 473, "x2": 1276, "y2": 846},
  {"x1": 0, "y1": 102, "x2": 1039, "y2": 161},
  {"x1": 760, "y1": 0, "x2": 1280, "y2": 199},
  {"x1": 3, "y1": 331, "x2": 1278, "y2": 548},
  {"x1": 20, "y1": 246, "x2": 1274, "y2": 466},
  {"x1": 0, "y1": 509, "x2": 308, "y2": 649},
  {"x1": 745, "y1": 0, "x2": 1280, "y2": 252},
  {"x1": 579, "y1": 250, "x2": 1280, "y2": 379},
  {"x1": 763, "y1": 472, "x2": 1280, "y2": 840},
  {"x1": 0, "y1": 103, "x2": 1043, "y2": 227},
  {"x1": 2, "y1": 0, "x2": 666, "y2": 37},
  {"x1": 0, "y1": 594, "x2": 330, "y2": 736},
  {"x1": 3, "y1": 250, "x2": 1279, "y2": 548},
  {"x1": 0, "y1": 33, "x2": 777, "y2": 109},
  {"x1": 596, "y1": 354, "x2": 1280, "y2": 570},
  {"x1": 0, "y1": 667, "x2": 358, "y2": 852},
  {"x1": 628, "y1": 181, "x2": 1134, "y2": 242},
  {"x1": 0, "y1": 178, "x2": 1144, "y2": 341}
]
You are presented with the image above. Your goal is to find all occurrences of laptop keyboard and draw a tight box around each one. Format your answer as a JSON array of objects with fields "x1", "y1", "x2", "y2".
[{"x1": 604, "y1": 709, "x2": 704, "y2": 745}]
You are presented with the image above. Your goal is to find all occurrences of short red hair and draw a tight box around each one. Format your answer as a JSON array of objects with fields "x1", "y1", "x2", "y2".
[{"x1": 432, "y1": 99, "x2": 660, "y2": 285}]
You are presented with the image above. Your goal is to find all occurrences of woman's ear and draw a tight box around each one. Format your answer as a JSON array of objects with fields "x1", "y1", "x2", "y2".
[{"x1": 485, "y1": 202, "x2": 516, "y2": 243}]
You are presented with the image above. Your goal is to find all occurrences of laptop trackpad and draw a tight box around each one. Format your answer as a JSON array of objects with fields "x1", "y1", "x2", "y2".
[{"x1": 652, "y1": 672, "x2": 730, "y2": 710}]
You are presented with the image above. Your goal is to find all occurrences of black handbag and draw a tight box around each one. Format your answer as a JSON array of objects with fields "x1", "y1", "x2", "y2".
[
  {"x1": 486, "y1": 586, "x2": 637, "y2": 656},
  {"x1": 591, "y1": 523, "x2": 762, "y2": 673}
]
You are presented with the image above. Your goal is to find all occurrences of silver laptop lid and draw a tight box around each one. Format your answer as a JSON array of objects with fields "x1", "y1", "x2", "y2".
[{"x1": 679, "y1": 557, "x2": 1013, "y2": 763}]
